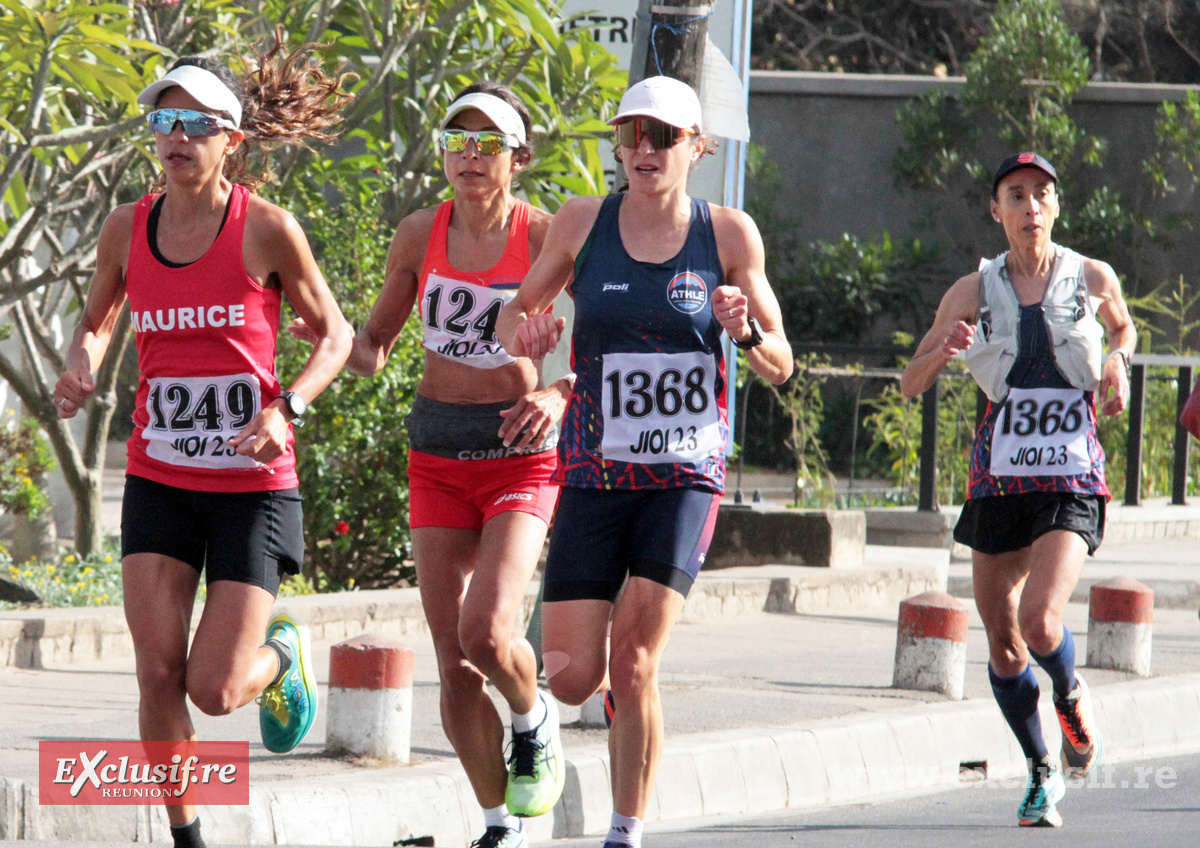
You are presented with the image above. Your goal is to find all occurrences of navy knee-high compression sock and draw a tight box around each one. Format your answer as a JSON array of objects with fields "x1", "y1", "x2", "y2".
[
  {"x1": 989, "y1": 663, "x2": 1048, "y2": 762},
  {"x1": 1029, "y1": 625, "x2": 1077, "y2": 699}
]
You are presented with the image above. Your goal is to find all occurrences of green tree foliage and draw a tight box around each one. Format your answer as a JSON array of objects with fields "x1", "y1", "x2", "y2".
[
  {"x1": 752, "y1": 0, "x2": 1200, "y2": 83},
  {"x1": 863, "y1": 336, "x2": 976, "y2": 504},
  {"x1": 0, "y1": 0, "x2": 242, "y2": 555},
  {"x1": 3, "y1": 0, "x2": 624, "y2": 574},
  {"x1": 893, "y1": 0, "x2": 1200, "y2": 293},
  {"x1": 893, "y1": 0, "x2": 1107, "y2": 226},
  {"x1": 745, "y1": 145, "x2": 940, "y2": 346},
  {"x1": 257, "y1": 0, "x2": 624, "y2": 221},
  {"x1": 0, "y1": 418, "x2": 56, "y2": 519},
  {"x1": 274, "y1": 162, "x2": 422, "y2": 590}
]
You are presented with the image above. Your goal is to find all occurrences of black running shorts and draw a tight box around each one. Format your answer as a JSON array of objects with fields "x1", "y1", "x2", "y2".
[
  {"x1": 543, "y1": 486, "x2": 721, "y2": 602},
  {"x1": 121, "y1": 474, "x2": 305, "y2": 594},
  {"x1": 953, "y1": 491, "x2": 1106, "y2": 556}
]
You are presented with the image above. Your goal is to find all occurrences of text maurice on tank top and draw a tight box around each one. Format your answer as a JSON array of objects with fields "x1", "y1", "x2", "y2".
[{"x1": 131, "y1": 304, "x2": 248, "y2": 333}]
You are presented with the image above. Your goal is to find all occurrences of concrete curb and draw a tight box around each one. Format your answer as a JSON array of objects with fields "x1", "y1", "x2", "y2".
[
  {"x1": 7, "y1": 673, "x2": 1200, "y2": 844},
  {"x1": 948, "y1": 574, "x2": 1200, "y2": 610},
  {"x1": 0, "y1": 549, "x2": 949, "y2": 670}
]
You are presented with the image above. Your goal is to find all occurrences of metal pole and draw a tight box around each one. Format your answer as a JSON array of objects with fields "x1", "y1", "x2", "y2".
[
  {"x1": 618, "y1": 0, "x2": 712, "y2": 193},
  {"x1": 1125, "y1": 362, "x2": 1146, "y2": 507},
  {"x1": 1173, "y1": 365, "x2": 1193, "y2": 505},
  {"x1": 918, "y1": 380, "x2": 939, "y2": 512}
]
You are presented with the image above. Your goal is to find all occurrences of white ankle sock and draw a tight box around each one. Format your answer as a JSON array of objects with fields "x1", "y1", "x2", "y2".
[
  {"x1": 482, "y1": 803, "x2": 520, "y2": 831},
  {"x1": 512, "y1": 690, "x2": 547, "y2": 734},
  {"x1": 606, "y1": 813, "x2": 643, "y2": 847}
]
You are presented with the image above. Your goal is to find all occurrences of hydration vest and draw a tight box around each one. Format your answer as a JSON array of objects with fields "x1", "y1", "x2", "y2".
[{"x1": 964, "y1": 245, "x2": 1103, "y2": 403}]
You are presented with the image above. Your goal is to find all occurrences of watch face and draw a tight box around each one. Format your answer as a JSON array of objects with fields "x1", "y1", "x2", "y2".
[{"x1": 285, "y1": 392, "x2": 306, "y2": 417}]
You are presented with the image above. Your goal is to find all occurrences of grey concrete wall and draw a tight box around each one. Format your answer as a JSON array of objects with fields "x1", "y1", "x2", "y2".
[{"x1": 747, "y1": 71, "x2": 1200, "y2": 307}]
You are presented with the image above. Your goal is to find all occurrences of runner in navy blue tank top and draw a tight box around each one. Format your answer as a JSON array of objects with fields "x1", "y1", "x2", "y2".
[
  {"x1": 498, "y1": 76, "x2": 792, "y2": 848},
  {"x1": 901, "y1": 153, "x2": 1136, "y2": 828}
]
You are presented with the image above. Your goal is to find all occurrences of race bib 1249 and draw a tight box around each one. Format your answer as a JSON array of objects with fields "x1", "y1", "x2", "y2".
[{"x1": 144, "y1": 373, "x2": 262, "y2": 470}]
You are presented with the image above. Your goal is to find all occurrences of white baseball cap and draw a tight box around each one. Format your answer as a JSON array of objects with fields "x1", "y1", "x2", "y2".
[
  {"x1": 138, "y1": 65, "x2": 243, "y2": 128},
  {"x1": 608, "y1": 76, "x2": 702, "y2": 132},
  {"x1": 439, "y1": 92, "x2": 527, "y2": 145}
]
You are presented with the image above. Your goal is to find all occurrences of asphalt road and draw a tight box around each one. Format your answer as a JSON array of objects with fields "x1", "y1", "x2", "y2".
[{"x1": 549, "y1": 751, "x2": 1200, "y2": 848}]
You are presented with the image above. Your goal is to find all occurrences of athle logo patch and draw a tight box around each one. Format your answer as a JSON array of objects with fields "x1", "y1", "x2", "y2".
[{"x1": 666, "y1": 272, "x2": 707, "y2": 314}]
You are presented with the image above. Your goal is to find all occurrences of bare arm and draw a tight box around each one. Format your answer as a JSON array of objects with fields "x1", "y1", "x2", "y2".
[
  {"x1": 1087, "y1": 258, "x2": 1136, "y2": 417},
  {"x1": 899, "y1": 273, "x2": 979, "y2": 399},
  {"x1": 711, "y1": 207, "x2": 793, "y2": 385},
  {"x1": 54, "y1": 206, "x2": 133, "y2": 416},
  {"x1": 231, "y1": 201, "x2": 352, "y2": 462},
  {"x1": 497, "y1": 196, "x2": 601, "y2": 360},
  {"x1": 347, "y1": 211, "x2": 429, "y2": 376}
]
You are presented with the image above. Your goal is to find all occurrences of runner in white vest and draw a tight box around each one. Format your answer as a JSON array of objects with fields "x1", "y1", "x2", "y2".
[{"x1": 901, "y1": 153, "x2": 1136, "y2": 828}]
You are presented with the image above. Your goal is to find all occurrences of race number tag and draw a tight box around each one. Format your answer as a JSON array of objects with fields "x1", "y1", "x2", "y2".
[
  {"x1": 600, "y1": 351, "x2": 721, "y2": 464},
  {"x1": 422, "y1": 274, "x2": 517, "y2": 368},
  {"x1": 144, "y1": 373, "x2": 262, "y2": 469},
  {"x1": 990, "y1": 387, "x2": 1090, "y2": 477}
]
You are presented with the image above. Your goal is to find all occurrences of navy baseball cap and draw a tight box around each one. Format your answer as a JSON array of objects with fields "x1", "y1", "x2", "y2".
[{"x1": 991, "y1": 152, "x2": 1058, "y2": 197}]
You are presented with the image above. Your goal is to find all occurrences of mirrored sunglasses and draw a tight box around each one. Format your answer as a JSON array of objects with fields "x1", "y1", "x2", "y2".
[
  {"x1": 147, "y1": 109, "x2": 238, "y2": 137},
  {"x1": 438, "y1": 129, "x2": 519, "y2": 156},
  {"x1": 616, "y1": 118, "x2": 696, "y2": 150}
]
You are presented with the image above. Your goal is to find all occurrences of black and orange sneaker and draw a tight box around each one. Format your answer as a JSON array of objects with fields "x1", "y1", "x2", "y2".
[{"x1": 1054, "y1": 672, "x2": 1103, "y2": 777}]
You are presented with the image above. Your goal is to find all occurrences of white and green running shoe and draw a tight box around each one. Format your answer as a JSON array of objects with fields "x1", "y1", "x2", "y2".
[
  {"x1": 257, "y1": 612, "x2": 317, "y2": 754},
  {"x1": 505, "y1": 690, "x2": 565, "y2": 817}
]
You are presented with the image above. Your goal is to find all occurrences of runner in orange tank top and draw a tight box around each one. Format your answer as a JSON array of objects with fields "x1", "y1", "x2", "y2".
[
  {"x1": 291, "y1": 81, "x2": 570, "y2": 848},
  {"x1": 53, "y1": 35, "x2": 353, "y2": 848}
]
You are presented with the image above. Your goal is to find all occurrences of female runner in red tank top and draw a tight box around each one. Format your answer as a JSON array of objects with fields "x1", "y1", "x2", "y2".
[
  {"x1": 53, "y1": 35, "x2": 353, "y2": 848},
  {"x1": 291, "y1": 82, "x2": 570, "y2": 848}
]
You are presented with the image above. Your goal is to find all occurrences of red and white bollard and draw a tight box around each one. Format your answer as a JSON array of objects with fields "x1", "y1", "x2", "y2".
[
  {"x1": 325, "y1": 634, "x2": 415, "y2": 761},
  {"x1": 1087, "y1": 576, "x2": 1153, "y2": 677},
  {"x1": 893, "y1": 591, "x2": 969, "y2": 700}
]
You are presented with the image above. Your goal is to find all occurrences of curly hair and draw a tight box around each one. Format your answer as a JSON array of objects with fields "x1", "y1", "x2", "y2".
[{"x1": 152, "y1": 27, "x2": 356, "y2": 191}]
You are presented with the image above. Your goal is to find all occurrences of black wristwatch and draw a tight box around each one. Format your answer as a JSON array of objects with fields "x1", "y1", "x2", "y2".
[
  {"x1": 277, "y1": 391, "x2": 306, "y2": 427},
  {"x1": 732, "y1": 317, "x2": 764, "y2": 350}
]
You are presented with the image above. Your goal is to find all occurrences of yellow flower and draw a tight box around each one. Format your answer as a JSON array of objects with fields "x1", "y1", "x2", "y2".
[
  {"x1": 83, "y1": 567, "x2": 93, "y2": 575},
  {"x1": 54, "y1": 577, "x2": 61, "y2": 584},
  {"x1": 64, "y1": 556, "x2": 75, "y2": 563},
  {"x1": 104, "y1": 556, "x2": 112, "y2": 563},
  {"x1": 22, "y1": 570, "x2": 31, "y2": 577},
  {"x1": 69, "y1": 586, "x2": 77, "y2": 593},
  {"x1": 46, "y1": 565, "x2": 55, "y2": 574}
]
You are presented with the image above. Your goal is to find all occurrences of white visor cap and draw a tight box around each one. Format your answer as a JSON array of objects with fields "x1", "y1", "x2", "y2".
[
  {"x1": 439, "y1": 93, "x2": 527, "y2": 145},
  {"x1": 608, "y1": 76, "x2": 702, "y2": 133},
  {"x1": 138, "y1": 65, "x2": 243, "y2": 128}
]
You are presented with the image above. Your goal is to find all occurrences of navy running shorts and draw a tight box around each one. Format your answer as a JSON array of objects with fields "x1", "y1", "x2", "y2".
[
  {"x1": 953, "y1": 491, "x2": 1106, "y2": 556},
  {"x1": 121, "y1": 474, "x2": 305, "y2": 594},
  {"x1": 543, "y1": 486, "x2": 721, "y2": 602}
]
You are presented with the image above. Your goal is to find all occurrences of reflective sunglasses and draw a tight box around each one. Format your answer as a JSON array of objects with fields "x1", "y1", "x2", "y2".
[
  {"x1": 438, "y1": 129, "x2": 519, "y2": 155},
  {"x1": 147, "y1": 109, "x2": 238, "y2": 137},
  {"x1": 615, "y1": 118, "x2": 697, "y2": 150}
]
